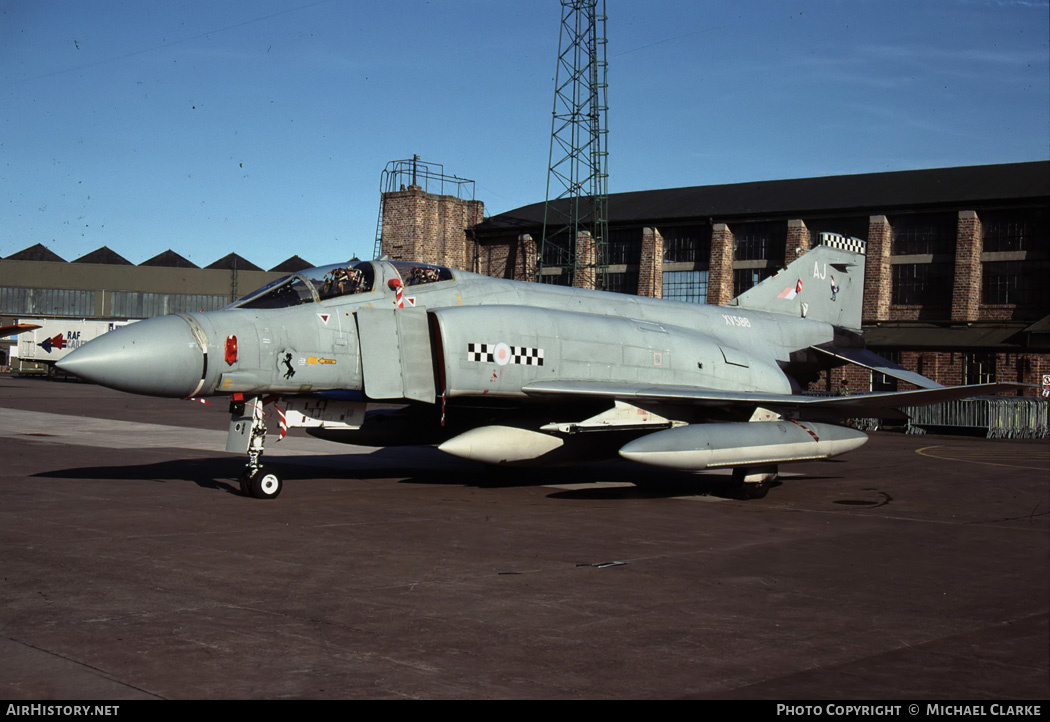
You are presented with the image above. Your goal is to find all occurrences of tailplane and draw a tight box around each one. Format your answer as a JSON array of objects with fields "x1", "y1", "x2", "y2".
[{"x1": 732, "y1": 234, "x2": 866, "y2": 331}]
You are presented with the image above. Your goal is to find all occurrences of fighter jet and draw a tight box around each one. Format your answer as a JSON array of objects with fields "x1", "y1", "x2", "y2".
[{"x1": 57, "y1": 234, "x2": 1018, "y2": 499}]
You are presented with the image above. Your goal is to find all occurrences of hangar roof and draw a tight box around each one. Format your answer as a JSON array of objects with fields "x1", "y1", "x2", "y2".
[
  {"x1": 478, "y1": 161, "x2": 1049, "y2": 232},
  {"x1": 73, "y1": 247, "x2": 133, "y2": 265},
  {"x1": 269, "y1": 255, "x2": 314, "y2": 273},
  {"x1": 140, "y1": 250, "x2": 198, "y2": 268},
  {"x1": 3, "y1": 243, "x2": 66, "y2": 262},
  {"x1": 206, "y1": 253, "x2": 263, "y2": 272}
]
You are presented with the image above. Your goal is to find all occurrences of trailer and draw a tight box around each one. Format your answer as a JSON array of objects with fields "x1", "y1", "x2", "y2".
[{"x1": 11, "y1": 318, "x2": 135, "y2": 376}]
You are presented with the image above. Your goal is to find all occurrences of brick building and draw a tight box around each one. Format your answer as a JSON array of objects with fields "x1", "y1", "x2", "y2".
[
  {"x1": 380, "y1": 161, "x2": 1049, "y2": 394},
  {"x1": 379, "y1": 185, "x2": 484, "y2": 271}
]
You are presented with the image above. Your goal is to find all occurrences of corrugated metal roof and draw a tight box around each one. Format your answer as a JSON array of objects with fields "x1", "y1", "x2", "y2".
[
  {"x1": 205, "y1": 253, "x2": 263, "y2": 272},
  {"x1": 73, "y1": 246, "x2": 133, "y2": 265},
  {"x1": 269, "y1": 255, "x2": 314, "y2": 273},
  {"x1": 140, "y1": 250, "x2": 199, "y2": 268},
  {"x1": 478, "y1": 161, "x2": 1049, "y2": 232},
  {"x1": 4, "y1": 243, "x2": 67, "y2": 263}
]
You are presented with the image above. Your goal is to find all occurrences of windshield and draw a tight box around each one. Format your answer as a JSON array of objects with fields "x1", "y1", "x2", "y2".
[
  {"x1": 233, "y1": 275, "x2": 314, "y2": 309},
  {"x1": 232, "y1": 261, "x2": 375, "y2": 309}
]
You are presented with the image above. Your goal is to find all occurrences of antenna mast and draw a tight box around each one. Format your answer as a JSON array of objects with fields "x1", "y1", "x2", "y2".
[{"x1": 539, "y1": 0, "x2": 609, "y2": 289}]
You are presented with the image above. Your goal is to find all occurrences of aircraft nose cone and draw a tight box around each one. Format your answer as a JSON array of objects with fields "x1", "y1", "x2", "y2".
[{"x1": 57, "y1": 315, "x2": 205, "y2": 397}]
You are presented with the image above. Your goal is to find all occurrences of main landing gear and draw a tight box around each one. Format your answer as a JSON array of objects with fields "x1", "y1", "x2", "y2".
[
  {"x1": 730, "y1": 466, "x2": 778, "y2": 500},
  {"x1": 229, "y1": 395, "x2": 284, "y2": 499}
]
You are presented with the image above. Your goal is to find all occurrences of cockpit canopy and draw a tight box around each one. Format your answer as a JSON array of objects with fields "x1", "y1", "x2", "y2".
[
  {"x1": 232, "y1": 261, "x2": 375, "y2": 309},
  {"x1": 230, "y1": 260, "x2": 454, "y2": 310},
  {"x1": 389, "y1": 261, "x2": 454, "y2": 287}
]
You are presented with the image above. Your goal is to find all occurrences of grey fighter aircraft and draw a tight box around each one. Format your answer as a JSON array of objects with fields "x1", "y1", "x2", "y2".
[{"x1": 57, "y1": 234, "x2": 1017, "y2": 499}]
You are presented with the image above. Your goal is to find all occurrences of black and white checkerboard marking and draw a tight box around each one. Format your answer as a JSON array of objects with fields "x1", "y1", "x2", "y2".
[
  {"x1": 511, "y1": 346, "x2": 544, "y2": 366},
  {"x1": 467, "y1": 343, "x2": 544, "y2": 367},
  {"x1": 819, "y1": 232, "x2": 866, "y2": 255},
  {"x1": 467, "y1": 343, "x2": 495, "y2": 363}
]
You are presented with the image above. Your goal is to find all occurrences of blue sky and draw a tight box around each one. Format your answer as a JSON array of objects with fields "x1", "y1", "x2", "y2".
[{"x1": 3, "y1": 0, "x2": 1048, "y2": 271}]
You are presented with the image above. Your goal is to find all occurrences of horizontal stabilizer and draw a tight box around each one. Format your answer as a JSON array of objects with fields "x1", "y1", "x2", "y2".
[{"x1": 811, "y1": 346, "x2": 943, "y2": 389}]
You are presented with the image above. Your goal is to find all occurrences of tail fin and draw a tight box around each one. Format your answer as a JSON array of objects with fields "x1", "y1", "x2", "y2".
[{"x1": 732, "y1": 234, "x2": 866, "y2": 331}]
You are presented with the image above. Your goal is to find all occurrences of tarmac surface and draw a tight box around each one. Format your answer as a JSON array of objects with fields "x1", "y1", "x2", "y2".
[{"x1": 0, "y1": 375, "x2": 1047, "y2": 700}]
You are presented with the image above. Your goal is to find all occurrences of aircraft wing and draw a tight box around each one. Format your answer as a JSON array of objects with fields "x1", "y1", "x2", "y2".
[
  {"x1": 521, "y1": 380, "x2": 1026, "y2": 416},
  {"x1": 810, "y1": 345, "x2": 943, "y2": 389}
]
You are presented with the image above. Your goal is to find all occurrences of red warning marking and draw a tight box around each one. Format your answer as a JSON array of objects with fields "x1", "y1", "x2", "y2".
[{"x1": 789, "y1": 418, "x2": 820, "y2": 442}]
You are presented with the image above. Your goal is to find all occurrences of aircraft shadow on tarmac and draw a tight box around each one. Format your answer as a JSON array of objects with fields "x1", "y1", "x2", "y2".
[{"x1": 33, "y1": 445, "x2": 846, "y2": 500}]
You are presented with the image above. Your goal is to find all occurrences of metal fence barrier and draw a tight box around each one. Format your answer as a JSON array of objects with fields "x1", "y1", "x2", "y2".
[
  {"x1": 802, "y1": 391, "x2": 1049, "y2": 439},
  {"x1": 900, "y1": 396, "x2": 1049, "y2": 439}
]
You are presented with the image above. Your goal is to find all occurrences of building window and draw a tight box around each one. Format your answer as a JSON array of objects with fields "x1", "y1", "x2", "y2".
[
  {"x1": 603, "y1": 270, "x2": 638, "y2": 295},
  {"x1": 891, "y1": 263, "x2": 953, "y2": 306},
  {"x1": 662, "y1": 270, "x2": 709, "y2": 304},
  {"x1": 734, "y1": 222, "x2": 786, "y2": 262},
  {"x1": 891, "y1": 213, "x2": 956, "y2": 255},
  {"x1": 964, "y1": 352, "x2": 996, "y2": 385},
  {"x1": 733, "y1": 268, "x2": 776, "y2": 296},
  {"x1": 109, "y1": 292, "x2": 229, "y2": 318},
  {"x1": 870, "y1": 350, "x2": 900, "y2": 392},
  {"x1": 982, "y1": 260, "x2": 1050, "y2": 306},
  {"x1": 662, "y1": 225, "x2": 711, "y2": 263},
  {"x1": 540, "y1": 233, "x2": 572, "y2": 267},
  {"x1": 0, "y1": 287, "x2": 96, "y2": 316},
  {"x1": 606, "y1": 228, "x2": 641, "y2": 265},
  {"x1": 982, "y1": 209, "x2": 1047, "y2": 253},
  {"x1": 871, "y1": 370, "x2": 898, "y2": 392}
]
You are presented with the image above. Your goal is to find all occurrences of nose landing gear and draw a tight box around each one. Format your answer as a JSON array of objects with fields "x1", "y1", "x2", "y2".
[{"x1": 228, "y1": 395, "x2": 284, "y2": 499}]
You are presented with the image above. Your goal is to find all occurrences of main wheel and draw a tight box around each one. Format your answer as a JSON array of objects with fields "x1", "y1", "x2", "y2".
[
  {"x1": 730, "y1": 466, "x2": 777, "y2": 500},
  {"x1": 247, "y1": 466, "x2": 283, "y2": 499},
  {"x1": 733, "y1": 480, "x2": 771, "y2": 499}
]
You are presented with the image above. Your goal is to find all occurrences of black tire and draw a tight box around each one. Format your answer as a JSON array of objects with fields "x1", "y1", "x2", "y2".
[
  {"x1": 247, "y1": 466, "x2": 283, "y2": 499},
  {"x1": 734, "y1": 481, "x2": 771, "y2": 499},
  {"x1": 730, "y1": 467, "x2": 776, "y2": 500}
]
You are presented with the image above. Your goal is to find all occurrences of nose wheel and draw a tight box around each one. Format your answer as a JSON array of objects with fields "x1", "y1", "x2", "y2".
[{"x1": 240, "y1": 465, "x2": 283, "y2": 499}]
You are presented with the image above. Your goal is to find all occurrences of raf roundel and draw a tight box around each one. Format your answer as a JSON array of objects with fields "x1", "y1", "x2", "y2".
[{"x1": 494, "y1": 342, "x2": 511, "y2": 366}]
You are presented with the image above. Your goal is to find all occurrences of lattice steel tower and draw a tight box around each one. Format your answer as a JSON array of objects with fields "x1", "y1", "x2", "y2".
[{"x1": 539, "y1": 0, "x2": 609, "y2": 289}]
